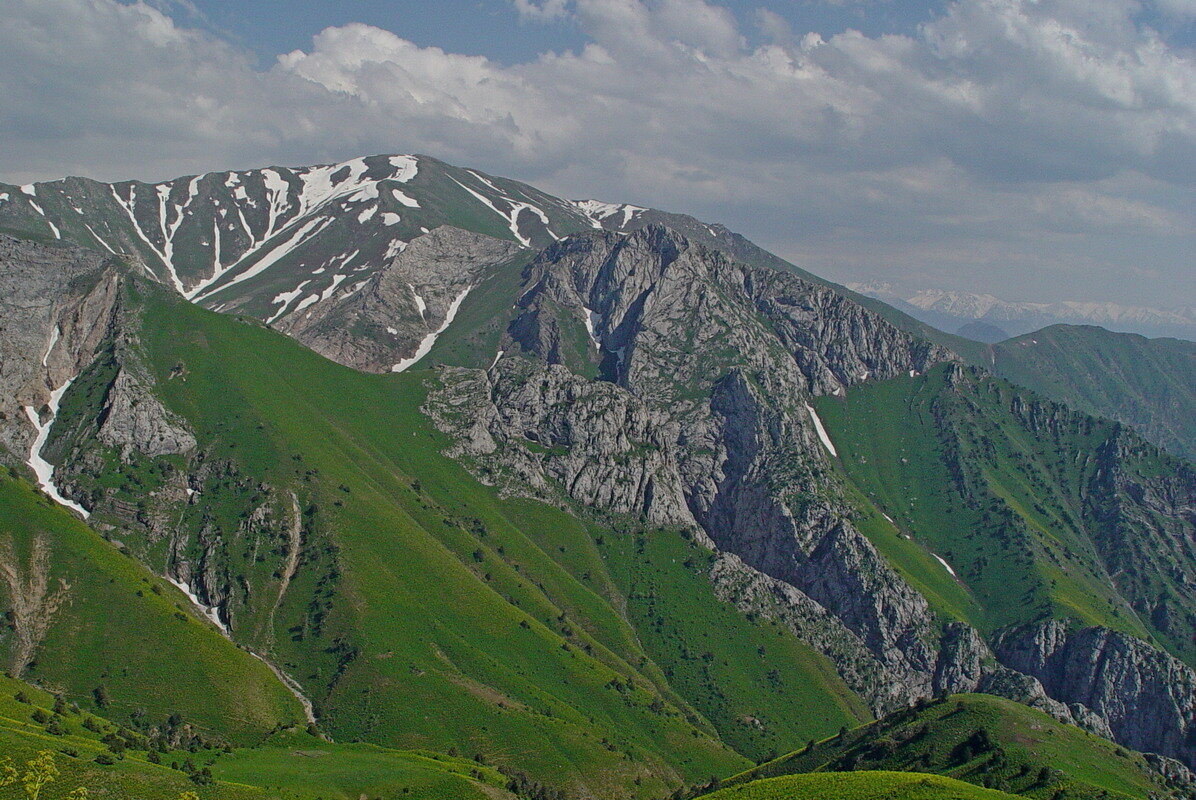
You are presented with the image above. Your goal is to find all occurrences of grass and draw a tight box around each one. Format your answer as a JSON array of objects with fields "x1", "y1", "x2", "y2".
[
  {"x1": 0, "y1": 672, "x2": 513, "y2": 800},
  {"x1": 992, "y1": 325, "x2": 1196, "y2": 463},
  {"x1": 596, "y1": 525, "x2": 871, "y2": 762},
  {"x1": 726, "y1": 694, "x2": 1170, "y2": 799},
  {"x1": 698, "y1": 771, "x2": 1025, "y2": 800},
  {"x1": 812, "y1": 365, "x2": 1165, "y2": 645}
]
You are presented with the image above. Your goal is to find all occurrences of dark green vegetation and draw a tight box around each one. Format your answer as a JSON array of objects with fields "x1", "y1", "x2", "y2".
[
  {"x1": 814, "y1": 364, "x2": 1196, "y2": 663},
  {"x1": 698, "y1": 771, "x2": 1026, "y2": 800},
  {"x1": 7, "y1": 280, "x2": 868, "y2": 798},
  {"x1": 728, "y1": 694, "x2": 1172, "y2": 800},
  {"x1": 990, "y1": 325, "x2": 1196, "y2": 462}
]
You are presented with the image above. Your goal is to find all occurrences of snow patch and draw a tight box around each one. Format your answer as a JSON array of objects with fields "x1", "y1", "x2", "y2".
[
  {"x1": 382, "y1": 212, "x2": 401, "y2": 226},
  {"x1": 24, "y1": 380, "x2": 89, "y2": 517},
  {"x1": 84, "y1": 224, "x2": 116, "y2": 254},
  {"x1": 165, "y1": 575, "x2": 228, "y2": 633},
  {"x1": 294, "y1": 294, "x2": 320, "y2": 314},
  {"x1": 41, "y1": 326, "x2": 60, "y2": 367},
  {"x1": 357, "y1": 205, "x2": 377, "y2": 224},
  {"x1": 581, "y1": 307, "x2": 601, "y2": 346},
  {"x1": 267, "y1": 280, "x2": 312, "y2": 323},
  {"x1": 805, "y1": 403, "x2": 838, "y2": 457},
  {"x1": 19, "y1": 184, "x2": 36, "y2": 197},
  {"x1": 392, "y1": 286, "x2": 472, "y2": 372},
  {"x1": 489, "y1": 349, "x2": 504, "y2": 370},
  {"x1": 409, "y1": 284, "x2": 427, "y2": 318},
  {"x1": 391, "y1": 188, "x2": 420, "y2": 208},
  {"x1": 320, "y1": 273, "x2": 348, "y2": 301},
  {"x1": 389, "y1": 155, "x2": 419, "y2": 182},
  {"x1": 932, "y1": 553, "x2": 958, "y2": 578}
]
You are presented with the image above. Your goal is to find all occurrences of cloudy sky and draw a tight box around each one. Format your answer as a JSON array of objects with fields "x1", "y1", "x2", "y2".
[{"x1": 1, "y1": 0, "x2": 1192, "y2": 307}]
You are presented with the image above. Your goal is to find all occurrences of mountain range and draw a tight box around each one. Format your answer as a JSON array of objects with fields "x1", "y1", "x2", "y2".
[
  {"x1": 848, "y1": 282, "x2": 1196, "y2": 343},
  {"x1": 0, "y1": 154, "x2": 1193, "y2": 800}
]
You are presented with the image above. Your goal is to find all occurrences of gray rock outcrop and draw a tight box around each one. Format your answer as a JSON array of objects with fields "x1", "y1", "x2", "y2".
[{"x1": 276, "y1": 226, "x2": 523, "y2": 372}]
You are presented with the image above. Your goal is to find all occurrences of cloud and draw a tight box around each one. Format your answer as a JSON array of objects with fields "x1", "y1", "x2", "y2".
[{"x1": 0, "y1": 0, "x2": 1192, "y2": 305}]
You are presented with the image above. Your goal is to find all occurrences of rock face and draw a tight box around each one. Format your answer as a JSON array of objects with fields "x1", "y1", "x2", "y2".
[
  {"x1": 432, "y1": 225, "x2": 957, "y2": 714},
  {"x1": 430, "y1": 358, "x2": 696, "y2": 526},
  {"x1": 275, "y1": 226, "x2": 524, "y2": 373},
  {"x1": 995, "y1": 621, "x2": 1196, "y2": 765},
  {"x1": 0, "y1": 235, "x2": 121, "y2": 466},
  {"x1": 96, "y1": 367, "x2": 196, "y2": 459}
]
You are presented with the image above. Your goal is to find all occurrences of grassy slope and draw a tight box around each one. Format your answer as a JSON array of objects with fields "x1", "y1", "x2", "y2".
[
  {"x1": 0, "y1": 672, "x2": 511, "y2": 800},
  {"x1": 992, "y1": 325, "x2": 1196, "y2": 462},
  {"x1": 726, "y1": 694, "x2": 1166, "y2": 800},
  {"x1": 597, "y1": 526, "x2": 871, "y2": 761},
  {"x1": 84, "y1": 282, "x2": 865, "y2": 796},
  {"x1": 699, "y1": 771, "x2": 1024, "y2": 800},
  {"x1": 812, "y1": 366, "x2": 1153, "y2": 640},
  {"x1": 0, "y1": 473, "x2": 301, "y2": 743}
]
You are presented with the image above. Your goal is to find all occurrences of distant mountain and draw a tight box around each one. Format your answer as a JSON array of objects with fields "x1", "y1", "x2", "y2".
[
  {"x1": 989, "y1": 325, "x2": 1196, "y2": 463},
  {"x1": 848, "y1": 282, "x2": 1196, "y2": 342},
  {"x1": 956, "y1": 321, "x2": 1010, "y2": 343}
]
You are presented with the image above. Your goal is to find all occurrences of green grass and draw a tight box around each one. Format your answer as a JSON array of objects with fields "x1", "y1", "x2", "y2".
[
  {"x1": 596, "y1": 525, "x2": 871, "y2": 761},
  {"x1": 992, "y1": 325, "x2": 1196, "y2": 463},
  {"x1": 30, "y1": 279, "x2": 881, "y2": 797},
  {"x1": 0, "y1": 473, "x2": 302, "y2": 743},
  {"x1": 812, "y1": 365, "x2": 1164, "y2": 644},
  {"x1": 698, "y1": 770, "x2": 1025, "y2": 800},
  {"x1": 0, "y1": 671, "x2": 513, "y2": 800},
  {"x1": 728, "y1": 694, "x2": 1170, "y2": 799}
]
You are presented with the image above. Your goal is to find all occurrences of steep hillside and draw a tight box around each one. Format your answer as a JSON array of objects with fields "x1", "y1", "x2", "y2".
[
  {"x1": 0, "y1": 471, "x2": 302, "y2": 743},
  {"x1": 729, "y1": 694, "x2": 1183, "y2": 800},
  {"x1": 990, "y1": 325, "x2": 1196, "y2": 462}
]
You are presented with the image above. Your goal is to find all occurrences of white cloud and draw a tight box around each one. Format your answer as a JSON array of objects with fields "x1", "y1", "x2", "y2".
[{"x1": 0, "y1": 0, "x2": 1192, "y2": 305}]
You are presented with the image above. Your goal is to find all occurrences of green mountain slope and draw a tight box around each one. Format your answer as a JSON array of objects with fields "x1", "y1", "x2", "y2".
[
  {"x1": 728, "y1": 694, "x2": 1175, "y2": 800},
  {"x1": 0, "y1": 472, "x2": 302, "y2": 743},
  {"x1": 30, "y1": 277, "x2": 868, "y2": 798},
  {"x1": 813, "y1": 364, "x2": 1196, "y2": 663},
  {"x1": 698, "y1": 770, "x2": 1025, "y2": 800},
  {"x1": 990, "y1": 325, "x2": 1196, "y2": 462},
  {"x1": 0, "y1": 671, "x2": 514, "y2": 800}
]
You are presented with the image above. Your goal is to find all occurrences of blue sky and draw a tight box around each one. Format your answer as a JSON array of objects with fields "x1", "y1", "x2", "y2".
[{"x1": 1, "y1": 0, "x2": 1193, "y2": 308}]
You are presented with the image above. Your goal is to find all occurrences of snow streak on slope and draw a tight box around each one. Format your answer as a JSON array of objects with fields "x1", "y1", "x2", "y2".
[
  {"x1": 111, "y1": 185, "x2": 187, "y2": 294},
  {"x1": 805, "y1": 403, "x2": 838, "y2": 458},
  {"x1": 573, "y1": 200, "x2": 647, "y2": 229},
  {"x1": 392, "y1": 287, "x2": 472, "y2": 372},
  {"x1": 165, "y1": 574, "x2": 229, "y2": 633},
  {"x1": 932, "y1": 553, "x2": 958, "y2": 578},
  {"x1": 24, "y1": 380, "x2": 89, "y2": 517},
  {"x1": 582, "y1": 307, "x2": 601, "y2": 347},
  {"x1": 200, "y1": 216, "x2": 332, "y2": 299},
  {"x1": 448, "y1": 172, "x2": 555, "y2": 246}
]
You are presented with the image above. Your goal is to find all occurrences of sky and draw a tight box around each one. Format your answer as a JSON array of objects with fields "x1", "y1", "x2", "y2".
[{"x1": 0, "y1": 0, "x2": 1193, "y2": 307}]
